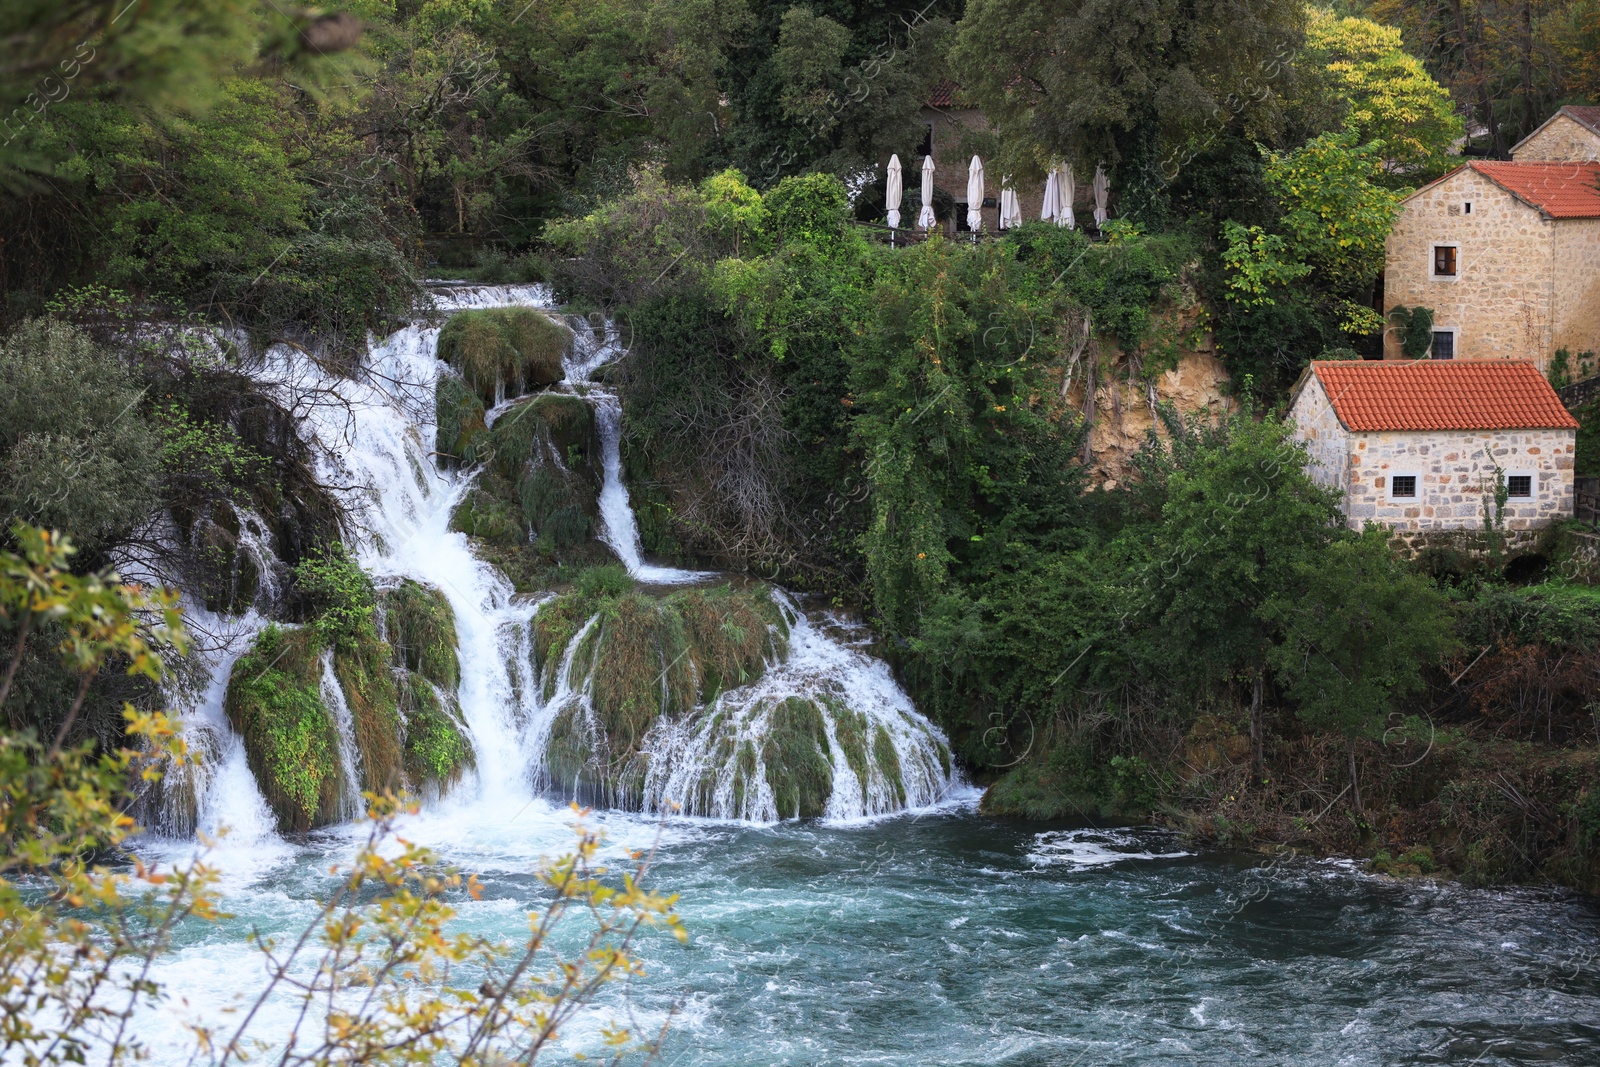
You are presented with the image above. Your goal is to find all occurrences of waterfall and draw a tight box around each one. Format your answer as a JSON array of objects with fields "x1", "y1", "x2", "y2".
[
  {"x1": 318, "y1": 651, "x2": 365, "y2": 820},
  {"x1": 166, "y1": 283, "x2": 955, "y2": 835}
]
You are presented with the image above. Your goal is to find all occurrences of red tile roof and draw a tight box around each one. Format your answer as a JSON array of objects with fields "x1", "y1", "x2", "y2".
[
  {"x1": 926, "y1": 80, "x2": 962, "y2": 109},
  {"x1": 1470, "y1": 160, "x2": 1600, "y2": 218},
  {"x1": 1308, "y1": 360, "x2": 1580, "y2": 432}
]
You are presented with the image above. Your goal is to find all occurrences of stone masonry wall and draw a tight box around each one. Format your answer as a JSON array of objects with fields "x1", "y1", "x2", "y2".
[
  {"x1": 1286, "y1": 374, "x2": 1349, "y2": 493},
  {"x1": 1384, "y1": 168, "x2": 1555, "y2": 367},
  {"x1": 1344, "y1": 428, "x2": 1576, "y2": 531},
  {"x1": 1553, "y1": 217, "x2": 1600, "y2": 359},
  {"x1": 1512, "y1": 114, "x2": 1600, "y2": 162}
]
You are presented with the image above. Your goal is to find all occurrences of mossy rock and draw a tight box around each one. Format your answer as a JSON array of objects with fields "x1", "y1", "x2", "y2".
[
  {"x1": 827, "y1": 698, "x2": 872, "y2": 798},
  {"x1": 450, "y1": 482, "x2": 525, "y2": 546},
  {"x1": 192, "y1": 506, "x2": 261, "y2": 615},
  {"x1": 381, "y1": 579, "x2": 460, "y2": 689},
  {"x1": 437, "y1": 308, "x2": 571, "y2": 405},
  {"x1": 533, "y1": 582, "x2": 785, "y2": 759},
  {"x1": 398, "y1": 670, "x2": 473, "y2": 790},
  {"x1": 872, "y1": 724, "x2": 906, "y2": 807},
  {"x1": 331, "y1": 627, "x2": 404, "y2": 796},
  {"x1": 762, "y1": 697, "x2": 834, "y2": 819},
  {"x1": 224, "y1": 624, "x2": 342, "y2": 832}
]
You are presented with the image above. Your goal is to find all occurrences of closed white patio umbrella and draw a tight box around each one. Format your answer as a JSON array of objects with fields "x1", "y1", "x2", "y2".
[
  {"x1": 999, "y1": 178, "x2": 1021, "y2": 230},
  {"x1": 886, "y1": 154, "x2": 903, "y2": 230},
  {"x1": 1040, "y1": 168, "x2": 1060, "y2": 224},
  {"x1": 1057, "y1": 163, "x2": 1076, "y2": 229},
  {"x1": 966, "y1": 155, "x2": 985, "y2": 232},
  {"x1": 918, "y1": 155, "x2": 936, "y2": 229},
  {"x1": 1093, "y1": 163, "x2": 1110, "y2": 227}
]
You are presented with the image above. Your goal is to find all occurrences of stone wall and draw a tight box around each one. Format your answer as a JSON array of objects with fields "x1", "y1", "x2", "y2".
[
  {"x1": 1512, "y1": 114, "x2": 1600, "y2": 162},
  {"x1": 1286, "y1": 374, "x2": 1349, "y2": 492},
  {"x1": 1343, "y1": 427, "x2": 1576, "y2": 531},
  {"x1": 1553, "y1": 217, "x2": 1600, "y2": 359},
  {"x1": 1384, "y1": 168, "x2": 1556, "y2": 367}
]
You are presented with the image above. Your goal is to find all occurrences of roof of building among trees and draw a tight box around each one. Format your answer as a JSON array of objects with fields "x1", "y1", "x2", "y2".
[{"x1": 1301, "y1": 360, "x2": 1581, "y2": 432}]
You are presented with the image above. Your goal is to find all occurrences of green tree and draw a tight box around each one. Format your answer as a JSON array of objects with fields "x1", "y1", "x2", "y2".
[
  {"x1": 949, "y1": 0, "x2": 1304, "y2": 202},
  {"x1": 1140, "y1": 413, "x2": 1343, "y2": 778},
  {"x1": 0, "y1": 318, "x2": 159, "y2": 555},
  {"x1": 1264, "y1": 526, "x2": 1457, "y2": 814}
]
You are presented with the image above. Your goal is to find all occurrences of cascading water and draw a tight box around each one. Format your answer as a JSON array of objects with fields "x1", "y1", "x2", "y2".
[{"x1": 164, "y1": 282, "x2": 954, "y2": 838}]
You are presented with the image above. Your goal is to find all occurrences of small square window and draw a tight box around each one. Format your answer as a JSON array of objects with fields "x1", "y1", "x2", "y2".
[
  {"x1": 1433, "y1": 245, "x2": 1458, "y2": 276},
  {"x1": 1392, "y1": 475, "x2": 1418, "y2": 498},
  {"x1": 1431, "y1": 331, "x2": 1455, "y2": 359},
  {"x1": 1507, "y1": 474, "x2": 1533, "y2": 498}
]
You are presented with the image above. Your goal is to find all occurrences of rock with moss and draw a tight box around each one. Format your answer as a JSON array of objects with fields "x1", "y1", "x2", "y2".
[
  {"x1": 532, "y1": 579, "x2": 785, "y2": 801},
  {"x1": 445, "y1": 391, "x2": 615, "y2": 589},
  {"x1": 381, "y1": 579, "x2": 460, "y2": 688},
  {"x1": 397, "y1": 670, "x2": 473, "y2": 792},
  {"x1": 437, "y1": 308, "x2": 572, "y2": 405},
  {"x1": 224, "y1": 624, "x2": 343, "y2": 832},
  {"x1": 762, "y1": 697, "x2": 834, "y2": 819},
  {"x1": 331, "y1": 626, "x2": 404, "y2": 796},
  {"x1": 435, "y1": 372, "x2": 488, "y2": 467}
]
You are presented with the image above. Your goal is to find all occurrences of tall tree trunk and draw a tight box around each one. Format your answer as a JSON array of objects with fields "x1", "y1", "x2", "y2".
[
  {"x1": 1347, "y1": 737, "x2": 1363, "y2": 816},
  {"x1": 1519, "y1": 0, "x2": 1536, "y2": 142},
  {"x1": 1250, "y1": 669, "x2": 1264, "y2": 783}
]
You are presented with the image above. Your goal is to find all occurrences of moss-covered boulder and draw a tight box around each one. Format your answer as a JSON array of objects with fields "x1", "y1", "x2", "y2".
[
  {"x1": 397, "y1": 670, "x2": 473, "y2": 790},
  {"x1": 762, "y1": 697, "x2": 834, "y2": 819},
  {"x1": 331, "y1": 627, "x2": 404, "y2": 796},
  {"x1": 435, "y1": 373, "x2": 488, "y2": 467},
  {"x1": 378, "y1": 580, "x2": 472, "y2": 793},
  {"x1": 381, "y1": 579, "x2": 461, "y2": 688},
  {"x1": 224, "y1": 624, "x2": 343, "y2": 833},
  {"x1": 447, "y1": 391, "x2": 615, "y2": 589},
  {"x1": 532, "y1": 579, "x2": 786, "y2": 801},
  {"x1": 437, "y1": 307, "x2": 571, "y2": 405}
]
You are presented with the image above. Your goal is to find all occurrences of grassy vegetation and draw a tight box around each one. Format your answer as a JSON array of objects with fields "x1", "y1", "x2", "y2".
[
  {"x1": 436, "y1": 308, "x2": 571, "y2": 405},
  {"x1": 224, "y1": 624, "x2": 341, "y2": 832},
  {"x1": 435, "y1": 373, "x2": 488, "y2": 468},
  {"x1": 443, "y1": 388, "x2": 612, "y2": 590}
]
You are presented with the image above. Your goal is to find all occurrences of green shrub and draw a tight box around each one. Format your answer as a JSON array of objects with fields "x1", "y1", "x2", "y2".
[
  {"x1": 0, "y1": 318, "x2": 160, "y2": 553},
  {"x1": 398, "y1": 672, "x2": 473, "y2": 788},
  {"x1": 293, "y1": 544, "x2": 376, "y2": 646}
]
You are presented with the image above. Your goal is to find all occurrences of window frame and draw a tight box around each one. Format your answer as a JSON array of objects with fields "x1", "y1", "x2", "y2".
[
  {"x1": 1505, "y1": 471, "x2": 1537, "y2": 500},
  {"x1": 1429, "y1": 327, "x2": 1458, "y2": 360},
  {"x1": 1388, "y1": 472, "x2": 1422, "y2": 502},
  {"x1": 1430, "y1": 242, "x2": 1460, "y2": 279}
]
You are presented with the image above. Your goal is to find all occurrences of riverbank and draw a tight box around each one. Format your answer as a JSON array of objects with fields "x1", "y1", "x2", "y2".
[{"x1": 982, "y1": 719, "x2": 1600, "y2": 894}]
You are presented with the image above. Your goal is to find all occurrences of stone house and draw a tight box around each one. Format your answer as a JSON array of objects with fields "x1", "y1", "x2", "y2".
[
  {"x1": 1288, "y1": 360, "x2": 1578, "y2": 532},
  {"x1": 1512, "y1": 105, "x2": 1600, "y2": 162},
  {"x1": 1381, "y1": 109, "x2": 1600, "y2": 369}
]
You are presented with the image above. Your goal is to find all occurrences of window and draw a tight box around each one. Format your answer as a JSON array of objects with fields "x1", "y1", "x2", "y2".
[
  {"x1": 1431, "y1": 330, "x2": 1456, "y2": 360},
  {"x1": 1432, "y1": 244, "x2": 1458, "y2": 277},
  {"x1": 1507, "y1": 473, "x2": 1535, "y2": 498},
  {"x1": 918, "y1": 123, "x2": 933, "y2": 158},
  {"x1": 1391, "y1": 474, "x2": 1419, "y2": 499},
  {"x1": 954, "y1": 204, "x2": 970, "y2": 232},
  {"x1": 1463, "y1": 201, "x2": 1473, "y2": 215}
]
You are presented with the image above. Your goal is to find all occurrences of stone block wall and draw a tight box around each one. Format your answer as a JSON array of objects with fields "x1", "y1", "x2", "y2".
[
  {"x1": 1554, "y1": 217, "x2": 1600, "y2": 359},
  {"x1": 1512, "y1": 114, "x2": 1600, "y2": 161},
  {"x1": 1383, "y1": 169, "x2": 1555, "y2": 367},
  {"x1": 1343, "y1": 428, "x2": 1576, "y2": 531},
  {"x1": 1286, "y1": 375, "x2": 1349, "y2": 492}
]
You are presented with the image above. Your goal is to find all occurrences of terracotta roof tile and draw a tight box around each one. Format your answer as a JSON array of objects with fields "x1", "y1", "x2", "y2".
[
  {"x1": 1309, "y1": 360, "x2": 1579, "y2": 432},
  {"x1": 1470, "y1": 160, "x2": 1600, "y2": 218},
  {"x1": 926, "y1": 79, "x2": 959, "y2": 108}
]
